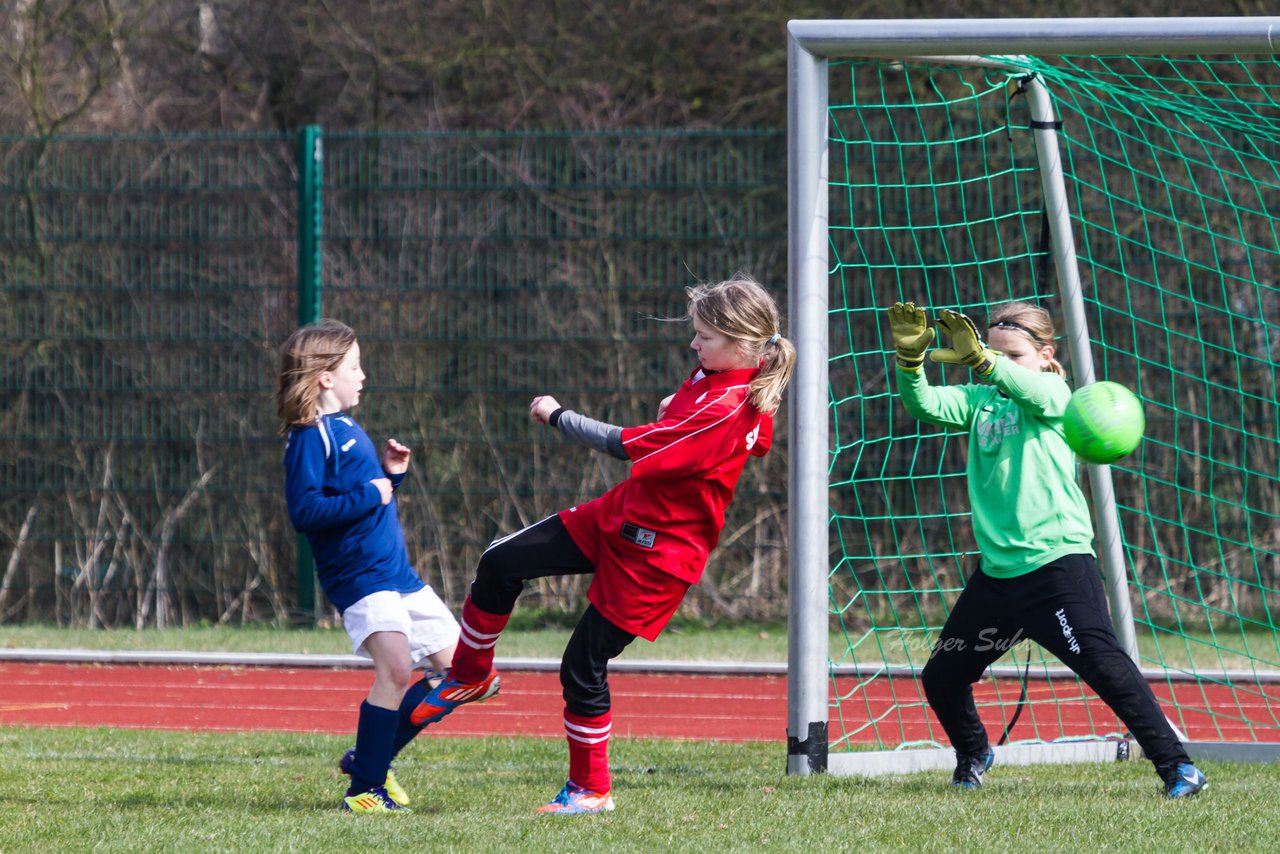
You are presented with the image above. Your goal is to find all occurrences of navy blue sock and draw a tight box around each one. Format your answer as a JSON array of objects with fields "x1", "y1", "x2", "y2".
[
  {"x1": 391, "y1": 676, "x2": 433, "y2": 756},
  {"x1": 349, "y1": 700, "x2": 398, "y2": 794}
]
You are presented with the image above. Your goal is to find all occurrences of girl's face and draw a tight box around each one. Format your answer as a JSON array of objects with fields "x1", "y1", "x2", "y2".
[
  {"x1": 318, "y1": 342, "x2": 365, "y2": 414},
  {"x1": 988, "y1": 327, "x2": 1053, "y2": 373},
  {"x1": 690, "y1": 316, "x2": 752, "y2": 373}
]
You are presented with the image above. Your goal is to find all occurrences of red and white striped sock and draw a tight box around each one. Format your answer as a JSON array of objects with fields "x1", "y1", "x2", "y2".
[
  {"x1": 564, "y1": 708, "x2": 612, "y2": 794},
  {"x1": 451, "y1": 596, "x2": 509, "y2": 684}
]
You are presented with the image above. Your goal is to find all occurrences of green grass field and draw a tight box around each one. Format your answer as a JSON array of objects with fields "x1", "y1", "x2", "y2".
[
  {"x1": 3, "y1": 624, "x2": 1277, "y2": 849},
  {"x1": 0, "y1": 726, "x2": 1273, "y2": 852}
]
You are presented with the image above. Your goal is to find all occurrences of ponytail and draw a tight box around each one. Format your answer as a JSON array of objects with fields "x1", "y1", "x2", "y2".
[{"x1": 750, "y1": 334, "x2": 795, "y2": 414}]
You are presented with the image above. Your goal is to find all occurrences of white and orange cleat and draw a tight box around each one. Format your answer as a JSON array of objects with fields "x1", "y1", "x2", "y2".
[{"x1": 535, "y1": 780, "x2": 615, "y2": 815}]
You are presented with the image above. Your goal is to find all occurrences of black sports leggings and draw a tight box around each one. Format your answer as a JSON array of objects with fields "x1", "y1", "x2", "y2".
[
  {"x1": 920, "y1": 553, "x2": 1189, "y2": 772},
  {"x1": 470, "y1": 514, "x2": 636, "y2": 717}
]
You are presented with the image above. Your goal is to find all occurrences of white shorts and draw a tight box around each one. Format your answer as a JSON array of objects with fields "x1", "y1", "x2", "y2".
[{"x1": 341, "y1": 586, "x2": 461, "y2": 669}]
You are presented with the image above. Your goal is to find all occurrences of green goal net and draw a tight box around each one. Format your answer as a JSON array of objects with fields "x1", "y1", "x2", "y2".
[{"x1": 816, "y1": 45, "x2": 1280, "y2": 766}]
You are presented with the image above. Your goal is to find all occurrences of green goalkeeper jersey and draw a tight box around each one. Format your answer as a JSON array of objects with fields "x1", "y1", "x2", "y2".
[{"x1": 895, "y1": 358, "x2": 1095, "y2": 578}]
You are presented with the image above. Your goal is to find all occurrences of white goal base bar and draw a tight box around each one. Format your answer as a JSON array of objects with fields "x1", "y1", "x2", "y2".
[
  {"x1": 1185, "y1": 741, "x2": 1280, "y2": 764},
  {"x1": 827, "y1": 740, "x2": 1130, "y2": 778},
  {"x1": 827, "y1": 738, "x2": 1280, "y2": 776}
]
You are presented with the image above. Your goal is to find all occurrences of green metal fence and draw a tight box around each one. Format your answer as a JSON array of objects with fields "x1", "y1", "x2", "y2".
[{"x1": 0, "y1": 129, "x2": 788, "y2": 627}]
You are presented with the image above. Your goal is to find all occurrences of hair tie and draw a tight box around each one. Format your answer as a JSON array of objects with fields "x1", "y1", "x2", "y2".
[{"x1": 767, "y1": 332, "x2": 781, "y2": 347}]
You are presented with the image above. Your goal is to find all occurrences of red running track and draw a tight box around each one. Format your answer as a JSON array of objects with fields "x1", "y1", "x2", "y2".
[
  {"x1": 1, "y1": 662, "x2": 1277, "y2": 745},
  {"x1": 0, "y1": 663, "x2": 786, "y2": 741}
]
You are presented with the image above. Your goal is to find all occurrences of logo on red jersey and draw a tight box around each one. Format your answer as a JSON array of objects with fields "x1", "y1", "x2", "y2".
[
  {"x1": 621, "y1": 521, "x2": 657, "y2": 548},
  {"x1": 745, "y1": 422, "x2": 761, "y2": 450}
]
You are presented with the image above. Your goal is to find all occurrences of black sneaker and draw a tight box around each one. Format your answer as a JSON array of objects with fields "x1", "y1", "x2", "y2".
[{"x1": 951, "y1": 747, "x2": 995, "y2": 790}]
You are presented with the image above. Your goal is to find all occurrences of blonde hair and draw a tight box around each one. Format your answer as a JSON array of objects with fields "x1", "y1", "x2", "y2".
[
  {"x1": 987, "y1": 302, "x2": 1065, "y2": 377},
  {"x1": 686, "y1": 274, "x2": 795, "y2": 414},
  {"x1": 275, "y1": 318, "x2": 358, "y2": 434}
]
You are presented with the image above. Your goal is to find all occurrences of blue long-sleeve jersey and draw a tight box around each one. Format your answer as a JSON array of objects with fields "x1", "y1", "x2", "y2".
[{"x1": 283, "y1": 413, "x2": 424, "y2": 613}]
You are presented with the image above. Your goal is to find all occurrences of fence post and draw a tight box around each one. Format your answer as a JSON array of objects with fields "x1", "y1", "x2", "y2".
[{"x1": 295, "y1": 124, "x2": 324, "y2": 624}]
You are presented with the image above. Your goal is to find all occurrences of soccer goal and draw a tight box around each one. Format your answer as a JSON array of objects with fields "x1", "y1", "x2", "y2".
[{"x1": 786, "y1": 17, "x2": 1280, "y2": 777}]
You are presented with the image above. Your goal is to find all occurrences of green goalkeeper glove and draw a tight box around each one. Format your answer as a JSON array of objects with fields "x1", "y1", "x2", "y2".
[
  {"x1": 930, "y1": 309, "x2": 998, "y2": 376},
  {"x1": 886, "y1": 301, "x2": 935, "y2": 371}
]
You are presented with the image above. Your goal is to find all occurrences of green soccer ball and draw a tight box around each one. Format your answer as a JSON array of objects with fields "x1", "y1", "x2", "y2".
[{"x1": 1062, "y1": 381, "x2": 1145, "y2": 464}]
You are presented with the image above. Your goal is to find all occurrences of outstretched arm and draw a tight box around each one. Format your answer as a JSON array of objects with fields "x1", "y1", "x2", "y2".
[
  {"x1": 530, "y1": 395, "x2": 627, "y2": 460},
  {"x1": 894, "y1": 365, "x2": 978, "y2": 430}
]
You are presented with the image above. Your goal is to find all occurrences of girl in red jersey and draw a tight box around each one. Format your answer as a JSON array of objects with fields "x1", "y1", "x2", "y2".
[{"x1": 413, "y1": 275, "x2": 794, "y2": 814}]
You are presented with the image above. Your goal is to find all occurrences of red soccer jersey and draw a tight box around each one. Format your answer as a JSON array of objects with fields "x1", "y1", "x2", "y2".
[{"x1": 559, "y1": 366, "x2": 772, "y2": 637}]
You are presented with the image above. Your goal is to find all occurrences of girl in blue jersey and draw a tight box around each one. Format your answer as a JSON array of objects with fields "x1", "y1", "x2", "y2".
[
  {"x1": 887, "y1": 300, "x2": 1206, "y2": 799},
  {"x1": 277, "y1": 318, "x2": 498, "y2": 814}
]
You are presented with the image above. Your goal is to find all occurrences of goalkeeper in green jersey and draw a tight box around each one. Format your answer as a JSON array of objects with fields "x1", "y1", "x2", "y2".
[{"x1": 886, "y1": 300, "x2": 1207, "y2": 799}]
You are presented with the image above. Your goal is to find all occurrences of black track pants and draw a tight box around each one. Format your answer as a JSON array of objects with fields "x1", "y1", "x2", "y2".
[
  {"x1": 920, "y1": 553, "x2": 1189, "y2": 772},
  {"x1": 469, "y1": 514, "x2": 636, "y2": 716},
  {"x1": 469, "y1": 515, "x2": 594, "y2": 615}
]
